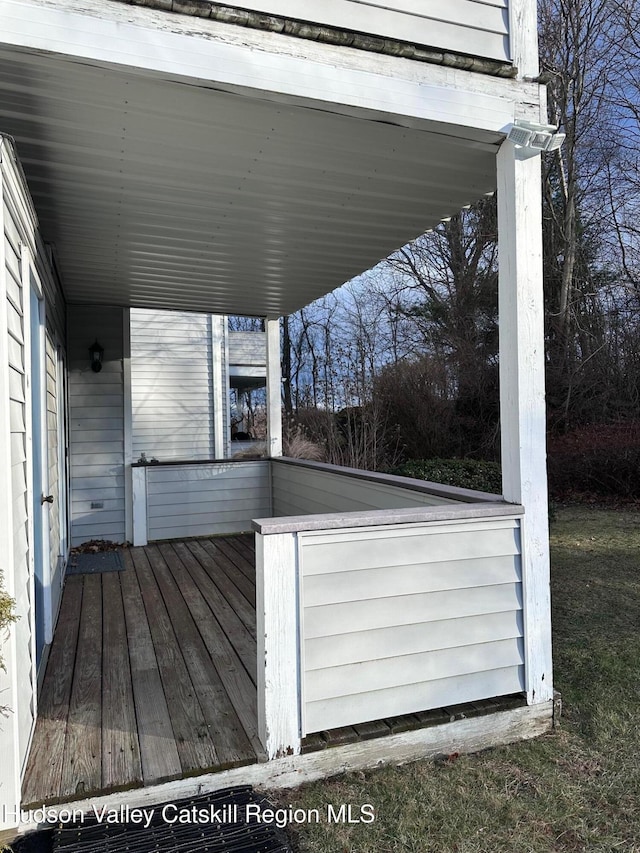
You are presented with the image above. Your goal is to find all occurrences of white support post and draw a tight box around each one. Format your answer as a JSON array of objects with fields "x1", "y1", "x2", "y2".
[
  {"x1": 131, "y1": 466, "x2": 148, "y2": 547},
  {"x1": 265, "y1": 318, "x2": 282, "y2": 458},
  {"x1": 256, "y1": 531, "x2": 301, "y2": 759},
  {"x1": 123, "y1": 308, "x2": 133, "y2": 544},
  {"x1": 222, "y1": 316, "x2": 231, "y2": 458},
  {"x1": 497, "y1": 140, "x2": 553, "y2": 706},
  {"x1": 211, "y1": 315, "x2": 225, "y2": 459}
]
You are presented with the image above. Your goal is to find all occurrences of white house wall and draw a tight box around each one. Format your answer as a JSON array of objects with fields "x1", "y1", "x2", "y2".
[
  {"x1": 130, "y1": 309, "x2": 214, "y2": 462},
  {"x1": 68, "y1": 305, "x2": 125, "y2": 546},
  {"x1": 0, "y1": 136, "x2": 67, "y2": 830},
  {"x1": 299, "y1": 517, "x2": 524, "y2": 733},
  {"x1": 0, "y1": 145, "x2": 34, "y2": 814},
  {"x1": 219, "y1": 0, "x2": 511, "y2": 62},
  {"x1": 228, "y1": 331, "x2": 268, "y2": 370}
]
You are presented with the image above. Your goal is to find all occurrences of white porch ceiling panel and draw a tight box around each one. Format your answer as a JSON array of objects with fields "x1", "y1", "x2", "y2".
[{"x1": 0, "y1": 47, "x2": 499, "y2": 316}]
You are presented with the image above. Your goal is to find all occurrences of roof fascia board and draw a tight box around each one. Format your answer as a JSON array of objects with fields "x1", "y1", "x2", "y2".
[{"x1": 0, "y1": 0, "x2": 544, "y2": 136}]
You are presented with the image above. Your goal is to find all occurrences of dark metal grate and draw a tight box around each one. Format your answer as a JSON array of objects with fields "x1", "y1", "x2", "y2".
[{"x1": 13, "y1": 788, "x2": 292, "y2": 853}]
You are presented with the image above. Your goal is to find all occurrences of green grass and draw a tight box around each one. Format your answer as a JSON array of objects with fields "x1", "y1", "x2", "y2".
[{"x1": 272, "y1": 508, "x2": 640, "y2": 852}]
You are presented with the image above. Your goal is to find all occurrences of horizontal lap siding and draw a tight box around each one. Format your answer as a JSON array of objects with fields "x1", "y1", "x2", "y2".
[
  {"x1": 272, "y1": 462, "x2": 458, "y2": 517},
  {"x1": 2, "y1": 151, "x2": 34, "y2": 783},
  {"x1": 68, "y1": 306, "x2": 125, "y2": 545},
  {"x1": 146, "y1": 461, "x2": 271, "y2": 540},
  {"x1": 130, "y1": 309, "x2": 213, "y2": 461},
  {"x1": 299, "y1": 517, "x2": 524, "y2": 733},
  {"x1": 228, "y1": 331, "x2": 266, "y2": 367},
  {"x1": 232, "y1": 0, "x2": 510, "y2": 62}
]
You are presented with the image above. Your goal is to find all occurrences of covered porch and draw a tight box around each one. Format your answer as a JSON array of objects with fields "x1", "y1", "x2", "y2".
[{"x1": 0, "y1": 0, "x2": 553, "y2": 832}]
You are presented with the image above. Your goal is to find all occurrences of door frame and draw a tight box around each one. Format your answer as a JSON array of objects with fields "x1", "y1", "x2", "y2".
[{"x1": 23, "y1": 249, "x2": 52, "y2": 675}]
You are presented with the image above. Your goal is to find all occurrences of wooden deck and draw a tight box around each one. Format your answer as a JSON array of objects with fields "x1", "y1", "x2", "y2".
[{"x1": 22, "y1": 535, "x2": 262, "y2": 807}]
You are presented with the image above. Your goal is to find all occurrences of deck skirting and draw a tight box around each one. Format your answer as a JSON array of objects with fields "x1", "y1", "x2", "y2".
[{"x1": 12, "y1": 701, "x2": 553, "y2": 839}]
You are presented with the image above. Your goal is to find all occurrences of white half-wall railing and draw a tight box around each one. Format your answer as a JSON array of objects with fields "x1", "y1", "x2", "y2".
[
  {"x1": 130, "y1": 456, "x2": 505, "y2": 546},
  {"x1": 253, "y1": 500, "x2": 524, "y2": 759},
  {"x1": 131, "y1": 459, "x2": 271, "y2": 546},
  {"x1": 270, "y1": 457, "x2": 502, "y2": 515}
]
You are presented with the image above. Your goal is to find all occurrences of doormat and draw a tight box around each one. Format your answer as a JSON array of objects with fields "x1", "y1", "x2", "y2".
[
  {"x1": 11, "y1": 787, "x2": 293, "y2": 853},
  {"x1": 66, "y1": 551, "x2": 124, "y2": 575}
]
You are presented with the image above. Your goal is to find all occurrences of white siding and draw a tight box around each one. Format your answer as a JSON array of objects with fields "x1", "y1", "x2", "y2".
[
  {"x1": 5, "y1": 186, "x2": 33, "y2": 771},
  {"x1": 68, "y1": 306, "x2": 125, "y2": 546},
  {"x1": 228, "y1": 0, "x2": 510, "y2": 62},
  {"x1": 0, "y1": 139, "x2": 35, "y2": 823},
  {"x1": 130, "y1": 308, "x2": 215, "y2": 461},
  {"x1": 272, "y1": 460, "x2": 459, "y2": 516},
  {"x1": 146, "y1": 460, "x2": 271, "y2": 540},
  {"x1": 228, "y1": 331, "x2": 266, "y2": 368},
  {"x1": 299, "y1": 517, "x2": 524, "y2": 733}
]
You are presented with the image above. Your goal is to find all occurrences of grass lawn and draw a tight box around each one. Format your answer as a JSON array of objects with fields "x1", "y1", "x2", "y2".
[{"x1": 275, "y1": 507, "x2": 640, "y2": 852}]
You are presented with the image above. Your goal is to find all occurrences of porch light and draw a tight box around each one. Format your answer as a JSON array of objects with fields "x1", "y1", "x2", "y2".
[
  {"x1": 507, "y1": 120, "x2": 565, "y2": 152},
  {"x1": 89, "y1": 340, "x2": 104, "y2": 373}
]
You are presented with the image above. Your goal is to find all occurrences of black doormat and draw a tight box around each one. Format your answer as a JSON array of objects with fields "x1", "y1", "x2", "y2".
[
  {"x1": 12, "y1": 788, "x2": 293, "y2": 853},
  {"x1": 66, "y1": 551, "x2": 124, "y2": 575}
]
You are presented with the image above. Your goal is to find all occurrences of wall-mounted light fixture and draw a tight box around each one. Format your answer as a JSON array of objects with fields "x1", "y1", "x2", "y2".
[
  {"x1": 507, "y1": 120, "x2": 566, "y2": 153},
  {"x1": 89, "y1": 340, "x2": 104, "y2": 373}
]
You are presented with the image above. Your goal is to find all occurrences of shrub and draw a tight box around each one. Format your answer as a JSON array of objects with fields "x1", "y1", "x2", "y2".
[
  {"x1": 292, "y1": 407, "x2": 401, "y2": 472},
  {"x1": 0, "y1": 571, "x2": 17, "y2": 717},
  {"x1": 548, "y1": 447, "x2": 640, "y2": 499},
  {"x1": 394, "y1": 458, "x2": 503, "y2": 494},
  {"x1": 283, "y1": 425, "x2": 326, "y2": 462},
  {"x1": 547, "y1": 422, "x2": 640, "y2": 499}
]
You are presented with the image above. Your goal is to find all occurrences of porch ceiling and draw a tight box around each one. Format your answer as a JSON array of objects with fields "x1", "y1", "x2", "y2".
[{"x1": 0, "y1": 46, "x2": 500, "y2": 317}]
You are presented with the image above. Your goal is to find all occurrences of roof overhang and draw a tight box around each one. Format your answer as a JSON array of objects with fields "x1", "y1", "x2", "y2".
[{"x1": 0, "y1": 2, "x2": 522, "y2": 317}]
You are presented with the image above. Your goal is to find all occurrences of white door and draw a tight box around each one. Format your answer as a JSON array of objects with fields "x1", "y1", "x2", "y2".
[{"x1": 29, "y1": 275, "x2": 50, "y2": 667}]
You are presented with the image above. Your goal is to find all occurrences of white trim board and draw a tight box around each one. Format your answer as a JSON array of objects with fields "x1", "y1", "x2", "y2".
[
  {"x1": 0, "y1": 0, "x2": 544, "y2": 136},
  {"x1": 9, "y1": 701, "x2": 552, "y2": 837}
]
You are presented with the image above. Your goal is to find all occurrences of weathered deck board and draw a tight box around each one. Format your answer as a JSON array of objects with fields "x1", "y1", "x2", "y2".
[
  {"x1": 119, "y1": 551, "x2": 182, "y2": 783},
  {"x1": 239, "y1": 533, "x2": 256, "y2": 555},
  {"x1": 171, "y1": 541, "x2": 257, "y2": 681},
  {"x1": 144, "y1": 545, "x2": 257, "y2": 767},
  {"x1": 219, "y1": 535, "x2": 257, "y2": 584},
  {"x1": 199, "y1": 538, "x2": 256, "y2": 607},
  {"x1": 22, "y1": 536, "x2": 259, "y2": 807},
  {"x1": 21, "y1": 579, "x2": 83, "y2": 805},
  {"x1": 101, "y1": 571, "x2": 142, "y2": 790},
  {"x1": 186, "y1": 540, "x2": 256, "y2": 637},
  {"x1": 60, "y1": 574, "x2": 103, "y2": 799},
  {"x1": 131, "y1": 547, "x2": 221, "y2": 774},
  {"x1": 157, "y1": 543, "x2": 261, "y2": 756}
]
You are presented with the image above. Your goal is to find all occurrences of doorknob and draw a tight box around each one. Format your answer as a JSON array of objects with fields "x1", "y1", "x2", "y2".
[{"x1": 41, "y1": 494, "x2": 54, "y2": 504}]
